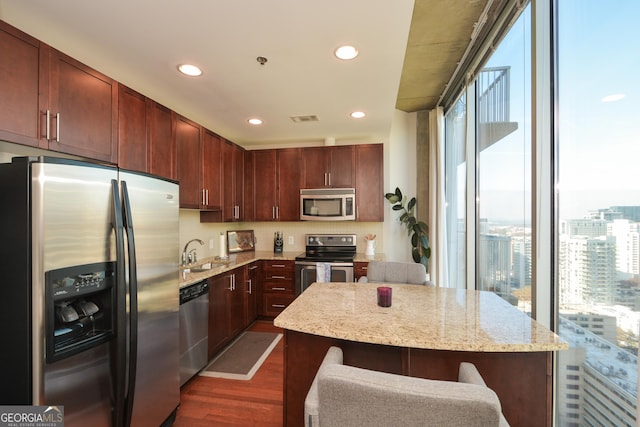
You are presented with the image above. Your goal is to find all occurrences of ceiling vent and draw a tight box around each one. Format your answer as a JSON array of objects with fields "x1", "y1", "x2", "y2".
[{"x1": 290, "y1": 115, "x2": 319, "y2": 123}]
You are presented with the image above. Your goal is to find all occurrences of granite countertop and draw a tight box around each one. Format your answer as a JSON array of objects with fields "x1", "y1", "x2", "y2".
[
  {"x1": 179, "y1": 251, "x2": 386, "y2": 288},
  {"x1": 179, "y1": 250, "x2": 299, "y2": 288},
  {"x1": 274, "y1": 282, "x2": 568, "y2": 353}
]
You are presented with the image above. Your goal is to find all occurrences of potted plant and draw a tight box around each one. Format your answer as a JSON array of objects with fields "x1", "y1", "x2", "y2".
[{"x1": 384, "y1": 187, "x2": 431, "y2": 270}]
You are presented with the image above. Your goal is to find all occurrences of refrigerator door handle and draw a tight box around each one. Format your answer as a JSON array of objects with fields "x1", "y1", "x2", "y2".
[
  {"x1": 121, "y1": 181, "x2": 138, "y2": 427},
  {"x1": 110, "y1": 179, "x2": 127, "y2": 427}
]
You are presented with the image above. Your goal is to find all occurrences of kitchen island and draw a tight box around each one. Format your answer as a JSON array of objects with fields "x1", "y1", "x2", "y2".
[{"x1": 274, "y1": 282, "x2": 568, "y2": 427}]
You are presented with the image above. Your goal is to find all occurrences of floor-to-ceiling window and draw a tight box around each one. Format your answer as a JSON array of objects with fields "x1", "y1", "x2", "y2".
[
  {"x1": 555, "y1": 1, "x2": 640, "y2": 425},
  {"x1": 444, "y1": 94, "x2": 467, "y2": 289},
  {"x1": 476, "y1": 6, "x2": 531, "y2": 313},
  {"x1": 442, "y1": 0, "x2": 640, "y2": 424}
]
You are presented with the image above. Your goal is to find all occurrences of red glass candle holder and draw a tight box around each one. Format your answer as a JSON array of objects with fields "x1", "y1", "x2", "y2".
[{"x1": 377, "y1": 286, "x2": 392, "y2": 307}]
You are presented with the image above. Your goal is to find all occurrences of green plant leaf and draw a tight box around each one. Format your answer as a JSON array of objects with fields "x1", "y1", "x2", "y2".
[
  {"x1": 395, "y1": 187, "x2": 402, "y2": 199},
  {"x1": 407, "y1": 197, "x2": 416, "y2": 211},
  {"x1": 412, "y1": 248, "x2": 421, "y2": 263},
  {"x1": 392, "y1": 205, "x2": 404, "y2": 211}
]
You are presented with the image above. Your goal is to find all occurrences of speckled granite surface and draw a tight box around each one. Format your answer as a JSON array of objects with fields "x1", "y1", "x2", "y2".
[
  {"x1": 179, "y1": 250, "x2": 299, "y2": 287},
  {"x1": 180, "y1": 251, "x2": 387, "y2": 288},
  {"x1": 274, "y1": 282, "x2": 568, "y2": 353}
]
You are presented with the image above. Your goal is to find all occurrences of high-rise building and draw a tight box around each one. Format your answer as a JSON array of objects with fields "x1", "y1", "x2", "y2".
[{"x1": 559, "y1": 235, "x2": 617, "y2": 305}]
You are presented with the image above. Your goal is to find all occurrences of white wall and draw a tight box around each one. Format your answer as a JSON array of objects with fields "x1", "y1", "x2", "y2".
[{"x1": 382, "y1": 109, "x2": 417, "y2": 263}]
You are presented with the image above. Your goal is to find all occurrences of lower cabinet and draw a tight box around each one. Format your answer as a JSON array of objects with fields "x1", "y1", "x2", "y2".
[
  {"x1": 207, "y1": 266, "x2": 246, "y2": 359},
  {"x1": 354, "y1": 261, "x2": 369, "y2": 282},
  {"x1": 244, "y1": 262, "x2": 260, "y2": 328},
  {"x1": 259, "y1": 260, "x2": 295, "y2": 318}
]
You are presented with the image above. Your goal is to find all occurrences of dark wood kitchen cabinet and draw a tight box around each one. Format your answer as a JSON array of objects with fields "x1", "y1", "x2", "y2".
[
  {"x1": 117, "y1": 85, "x2": 148, "y2": 172},
  {"x1": 176, "y1": 118, "x2": 223, "y2": 211},
  {"x1": 0, "y1": 21, "x2": 117, "y2": 162},
  {"x1": 253, "y1": 148, "x2": 301, "y2": 221},
  {"x1": 302, "y1": 145, "x2": 355, "y2": 188},
  {"x1": 354, "y1": 261, "x2": 369, "y2": 281},
  {"x1": 176, "y1": 115, "x2": 202, "y2": 208},
  {"x1": 243, "y1": 150, "x2": 255, "y2": 220},
  {"x1": 46, "y1": 47, "x2": 118, "y2": 162},
  {"x1": 201, "y1": 130, "x2": 222, "y2": 211},
  {"x1": 222, "y1": 139, "x2": 244, "y2": 221},
  {"x1": 148, "y1": 102, "x2": 176, "y2": 180},
  {"x1": 0, "y1": 21, "x2": 43, "y2": 148},
  {"x1": 355, "y1": 143, "x2": 384, "y2": 221},
  {"x1": 118, "y1": 86, "x2": 176, "y2": 180},
  {"x1": 259, "y1": 260, "x2": 295, "y2": 318},
  {"x1": 243, "y1": 262, "x2": 260, "y2": 328},
  {"x1": 207, "y1": 267, "x2": 246, "y2": 358}
]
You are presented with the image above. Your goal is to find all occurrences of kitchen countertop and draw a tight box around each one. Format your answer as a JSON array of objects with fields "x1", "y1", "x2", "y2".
[
  {"x1": 179, "y1": 251, "x2": 299, "y2": 288},
  {"x1": 179, "y1": 251, "x2": 386, "y2": 288},
  {"x1": 274, "y1": 282, "x2": 568, "y2": 353}
]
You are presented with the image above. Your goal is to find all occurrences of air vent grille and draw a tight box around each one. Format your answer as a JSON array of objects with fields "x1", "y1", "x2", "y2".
[{"x1": 290, "y1": 115, "x2": 319, "y2": 123}]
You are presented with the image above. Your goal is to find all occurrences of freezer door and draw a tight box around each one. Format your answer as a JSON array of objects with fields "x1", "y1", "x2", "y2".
[
  {"x1": 32, "y1": 160, "x2": 118, "y2": 426},
  {"x1": 119, "y1": 170, "x2": 180, "y2": 426}
]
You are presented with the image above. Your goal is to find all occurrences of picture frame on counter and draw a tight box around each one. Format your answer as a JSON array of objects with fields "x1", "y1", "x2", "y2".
[{"x1": 227, "y1": 230, "x2": 255, "y2": 253}]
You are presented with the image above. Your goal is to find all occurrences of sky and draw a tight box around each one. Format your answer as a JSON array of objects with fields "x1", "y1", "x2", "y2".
[{"x1": 472, "y1": 1, "x2": 639, "y2": 222}]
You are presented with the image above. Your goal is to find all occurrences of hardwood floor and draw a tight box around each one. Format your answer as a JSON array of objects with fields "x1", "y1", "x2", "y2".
[{"x1": 174, "y1": 321, "x2": 284, "y2": 426}]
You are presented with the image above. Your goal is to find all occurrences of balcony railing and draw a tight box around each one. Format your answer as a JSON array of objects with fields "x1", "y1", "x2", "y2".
[{"x1": 478, "y1": 66, "x2": 510, "y2": 124}]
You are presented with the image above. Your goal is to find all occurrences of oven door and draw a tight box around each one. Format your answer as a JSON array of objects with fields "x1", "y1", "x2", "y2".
[{"x1": 295, "y1": 261, "x2": 354, "y2": 294}]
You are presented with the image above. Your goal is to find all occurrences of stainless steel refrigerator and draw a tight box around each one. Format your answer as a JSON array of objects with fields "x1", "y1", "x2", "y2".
[{"x1": 0, "y1": 156, "x2": 180, "y2": 427}]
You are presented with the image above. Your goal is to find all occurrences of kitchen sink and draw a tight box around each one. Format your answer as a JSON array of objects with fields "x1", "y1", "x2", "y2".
[{"x1": 185, "y1": 260, "x2": 230, "y2": 272}]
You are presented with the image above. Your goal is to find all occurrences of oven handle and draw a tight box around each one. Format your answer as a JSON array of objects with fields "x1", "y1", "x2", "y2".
[{"x1": 295, "y1": 261, "x2": 354, "y2": 267}]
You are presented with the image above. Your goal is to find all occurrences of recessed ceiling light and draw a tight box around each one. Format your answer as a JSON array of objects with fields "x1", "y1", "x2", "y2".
[
  {"x1": 350, "y1": 111, "x2": 366, "y2": 119},
  {"x1": 334, "y1": 45, "x2": 358, "y2": 60},
  {"x1": 177, "y1": 64, "x2": 203, "y2": 76},
  {"x1": 247, "y1": 118, "x2": 263, "y2": 125}
]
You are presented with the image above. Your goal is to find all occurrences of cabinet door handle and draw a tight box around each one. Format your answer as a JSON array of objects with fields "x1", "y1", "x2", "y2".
[
  {"x1": 249, "y1": 265, "x2": 259, "y2": 271},
  {"x1": 247, "y1": 279, "x2": 252, "y2": 294},
  {"x1": 206, "y1": 189, "x2": 209, "y2": 206},
  {"x1": 271, "y1": 287, "x2": 286, "y2": 291},
  {"x1": 272, "y1": 304, "x2": 286, "y2": 308},
  {"x1": 328, "y1": 172, "x2": 331, "y2": 186},
  {"x1": 271, "y1": 264, "x2": 286, "y2": 268},
  {"x1": 271, "y1": 275, "x2": 286, "y2": 280},
  {"x1": 54, "y1": 112, "x2": 60, "y2": 142},
  {"x1": 275, "y1": 206, "x2": 279, "y2": 219},
  {"x1": 44, "y1": 110, "x2": 51, "y2": 141},
  {"x1": 272, "y1": 206, "x2": 275, "y2": 219}
]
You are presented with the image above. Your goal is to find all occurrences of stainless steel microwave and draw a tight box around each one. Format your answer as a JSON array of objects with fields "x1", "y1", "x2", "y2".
[{"x1": 300, "y1": 188, "x2": 356, "y2": 221}]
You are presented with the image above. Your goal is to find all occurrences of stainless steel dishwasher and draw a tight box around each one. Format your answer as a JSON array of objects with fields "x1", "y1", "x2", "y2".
[{"x1": 179, "y1": 280, "x2": 209, "y2": 386}]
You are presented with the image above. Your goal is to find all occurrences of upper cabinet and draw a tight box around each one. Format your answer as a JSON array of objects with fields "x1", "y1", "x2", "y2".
[
  {"x1": 118, "y1": 85, "x2": 176, "y2": 180},
  {"x1": 301, "y1": 145, "x2": 355, "y2": 188},
  {"x1": 252, "y1": 148, "x2": 301, "y2": 221},
  {"x1": 0, "y1": 22, "x2": 43, "y2": 148},
  {"x1": 355, "y1": 144, "x2": 384, "y2": 222},
  {"x1": 47, "y1": 48, "x2": 118, "y2": 162},
  {"x1": 118, "y1": 85, "x2": 148, "y2": 172},
  {"x1": 0, "y1": 21, "x2": 117, "y2": 162},
  {"x1": 222, "y1": 139, "x2": 244, "y2": 221},
  {"x1": 175, "y1": 115, "x2": 202, "y2": 209},
  {"x1": 148, "y1": 102, "x2": 176, "y2": 180}
]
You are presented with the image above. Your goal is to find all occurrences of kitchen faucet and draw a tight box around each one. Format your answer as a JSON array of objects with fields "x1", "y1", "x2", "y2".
[{"x1": 182, "y1": 239, "x2": 204, "y2": 266}]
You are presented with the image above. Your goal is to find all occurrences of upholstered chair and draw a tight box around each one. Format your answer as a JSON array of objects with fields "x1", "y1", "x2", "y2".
[
  {"x1": 304, "y1": 346, "x2": 509, "y2": 427},
  {"x1": 358, "y1": 260, "x2": 433, "y2": 285}
]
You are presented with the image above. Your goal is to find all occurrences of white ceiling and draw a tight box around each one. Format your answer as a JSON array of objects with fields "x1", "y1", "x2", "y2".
[{"x1": 0, "y1": 0, "x2": 416, "y2": 148}]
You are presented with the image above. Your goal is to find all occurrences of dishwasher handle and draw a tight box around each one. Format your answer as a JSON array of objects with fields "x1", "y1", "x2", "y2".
[{"x1": 180, "y1": 280, "x2": 209, "y2": 305}]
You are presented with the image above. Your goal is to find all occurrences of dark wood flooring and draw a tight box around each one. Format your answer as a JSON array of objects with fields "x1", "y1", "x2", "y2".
[{"x1": 174, "y1": 320, "x2": 284, "y2": 426}]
